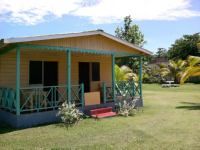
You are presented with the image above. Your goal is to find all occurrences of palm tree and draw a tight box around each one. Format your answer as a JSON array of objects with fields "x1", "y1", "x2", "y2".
[
  {"x1": 115, "y1": 65, "x2": 138, "y2": 82},
  {"x1": 159, "y1": 60, "x2": 187, "y2": 83},
  {"x1": 115, "y1": 65, "x2": 138, "y2": 97},
  {"x1": 180, "y1": 56, "x2": 200, "y2": 84}
]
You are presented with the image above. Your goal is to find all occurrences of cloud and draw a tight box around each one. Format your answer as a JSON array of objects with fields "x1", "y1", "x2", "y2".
[
  {"x1": 73, "y1": 0, "x2": 200, "y2": 24},
  {"x1": 0, "y1": 0, "x2": 81, "y2": 25},
  {"x1": 0, "y1": 0, "x2": 199, "y2": 25}
]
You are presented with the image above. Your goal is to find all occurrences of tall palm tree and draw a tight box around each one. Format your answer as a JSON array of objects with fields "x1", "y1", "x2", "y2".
[
  {"x1": 159, "y1": 60, "x2": 187, "y2": 83},
  {"x1": 180, "y1": 56, "x2": 200, "y2": 84}
]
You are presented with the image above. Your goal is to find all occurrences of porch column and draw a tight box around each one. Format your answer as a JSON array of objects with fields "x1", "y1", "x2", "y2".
[
  {"x1": 67, "y1": 50, "x2": 71, "y2": 104},
  {"x1": 16, "y1": 47, "x2": 20, "y2": 115},
  {"x1": 112, "y1": 54, "x2": 116, "y2": 102},
  {"x1": 139, "y1": 56, "x2": 143, "y2": 105}
]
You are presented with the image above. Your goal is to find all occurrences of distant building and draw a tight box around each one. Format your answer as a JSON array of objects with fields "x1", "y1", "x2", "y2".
[{"x1": 149, "y1": 56, "x2": 168, "y2": 65}]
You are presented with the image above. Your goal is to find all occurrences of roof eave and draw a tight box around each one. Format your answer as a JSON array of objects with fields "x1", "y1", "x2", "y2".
[{"x1": 3, "y1": 30, "x2": 153, "y2": 56}]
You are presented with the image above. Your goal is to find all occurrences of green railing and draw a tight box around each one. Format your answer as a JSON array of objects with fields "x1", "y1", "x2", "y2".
[
  {"x1": 20, "y1": 85, "x2": 67, "y2": 112},
  {"x1": 115, "y1": 81, "x2": 140, "y2": 100},
  {"x1": 20, "y1": 84, "x2": 84, "y2": 112},
  {"x1": 0, "y1": 87, "x2": 16, "y2": 112},
  {"x1": 0, "y1": 84, "x2": 84, "y2": 114},
  {"x1": 1, "y1": 82, "x2": 139, "y2": 113},
  {"x1": 71, "y1": 84, "x2": 84, "y2": 108},
  {"x1": 102, "y1": 81, "x2": 140, "y2": 103},
  {"x1": 102, "y1": 82, "x2": 114, "y2": 103}
]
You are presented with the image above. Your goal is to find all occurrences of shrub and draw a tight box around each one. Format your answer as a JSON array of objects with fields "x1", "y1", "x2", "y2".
[
  {"x1": 116, "y1": 100, "x2": 137, "y2": 117},
  {"x1": 57, "y1": 102, "x2": 83, "y2": 127}
]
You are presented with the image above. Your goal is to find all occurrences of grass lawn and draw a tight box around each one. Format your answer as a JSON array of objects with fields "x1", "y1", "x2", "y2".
[{"x1": 0, "y1": 84, "x2": 200, "y2": 150}]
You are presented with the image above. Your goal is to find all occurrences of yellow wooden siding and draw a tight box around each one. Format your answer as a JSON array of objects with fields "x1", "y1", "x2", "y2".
[
  {"x1": 0, "y1": 50, "x2": 111, "y2": 91},
  {"x1": 27, "y1": 35, "x2": 142, "y2": 55},
  {"x1": 0, "y1": 51, "x2": 16, "y2": 88}
]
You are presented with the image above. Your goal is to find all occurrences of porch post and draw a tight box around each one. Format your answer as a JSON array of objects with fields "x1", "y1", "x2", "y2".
[
  {"x1": 139, "y1": 56, "x2": 143, "y2": 105},
  {"x1": 67, "y1": 50, "x2": 71, "y2": 104},
  {"x1": 102, "y1": 82, "x2": 107, "y2": 104},
  {"x1": 112, "y1": 54, "x2": 116, "y2": 102},
  {"x1": 81, "y1": 83, "x2": 84, "y2": 109},
  {"x1": 16, "y1": 47, "x2": 20, "y2": 115}
]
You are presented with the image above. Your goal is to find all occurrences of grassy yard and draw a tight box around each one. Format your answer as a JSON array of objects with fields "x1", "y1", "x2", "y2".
[{"x1": 0, "y1": 84, "x2": 200, "y2": 150}]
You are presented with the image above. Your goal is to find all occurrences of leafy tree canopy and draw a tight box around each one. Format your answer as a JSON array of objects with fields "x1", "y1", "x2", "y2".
[
  {"x1": 155, "y1": 48, "x2": 168, "y2": 57},
  {"x1": 115, "y1": 15, "x2": 146, "y2": 47},
  {"x1": 168, "y1": 33, "x2": 200, "y2": 60},
  {"x1": 115, "y1": 16, "x2": 147, "y2": 70}
]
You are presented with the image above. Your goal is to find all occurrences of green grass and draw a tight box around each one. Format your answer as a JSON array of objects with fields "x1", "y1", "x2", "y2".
[{"x1": 0, "y1": 84, "x2": 200, "y2": 150}]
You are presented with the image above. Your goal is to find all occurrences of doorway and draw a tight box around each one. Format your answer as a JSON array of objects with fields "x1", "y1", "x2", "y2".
[
  {"x1": 43, "y1": 62, "x2": 58, "y2": 86},
  {"x1": 79, "y1": 62, "x2": 90, "y2": 92}
]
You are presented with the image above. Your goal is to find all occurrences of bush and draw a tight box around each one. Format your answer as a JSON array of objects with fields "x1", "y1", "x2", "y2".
[
  {"x1": 57, "y1": 102, "x2": 83, "y2": 127},
  {"x1": 116, "y1": 100, "x2": 137, "y2": 117}
]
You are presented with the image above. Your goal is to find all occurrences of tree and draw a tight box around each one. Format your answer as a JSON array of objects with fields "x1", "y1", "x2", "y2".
[
  {"x1": 168, "y1": 33, "x2": 200, "y2": 60},
  {"x1": 155, "y1": 48, "x2": 168, "y2": 57},
  {"x1": 142, "y1": 64, "x2": 162, "y2": 83},
  {"x1": 159, "y1": 60, "x2": 187, "y2": 83},
  {"x1": 115, "y1": 15, "x2": 146, "y2": 47},
  {"x1": 180, "y1": 56, "x2": 200, "y2": 84},
  {"x1": 115, "y1": 65, "x2": 138, "y2": 82},
  {"x1": 115, "y1": 16, "x2": 147, "y2": 71}
]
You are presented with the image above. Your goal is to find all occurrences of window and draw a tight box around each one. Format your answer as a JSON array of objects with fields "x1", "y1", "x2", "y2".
[
  {"x1": 92, "y1": 62, "x2": 100, "y2": 81},
  {"x1": 29, "y1": 61, "x2": 58, "y2": 86},
  {"x1": 29, "y1": 61, "x2": 42, "y2": 84}
]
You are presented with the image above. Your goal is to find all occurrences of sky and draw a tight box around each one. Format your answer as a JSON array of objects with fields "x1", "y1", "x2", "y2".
[{"x1": 0, "y1": 0, "x2": 200, "y2": 53}]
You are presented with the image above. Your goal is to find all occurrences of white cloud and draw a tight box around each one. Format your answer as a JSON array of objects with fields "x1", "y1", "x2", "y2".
[
  {"x1": 0, "y1": 0, "x2": 199, "y2": 25},
  {"x1": 0, "y1": 0, "x2": 81, "y2": 25},
  {"x1": 73, "y1": 0, "x2": 200, "y2": 24}
]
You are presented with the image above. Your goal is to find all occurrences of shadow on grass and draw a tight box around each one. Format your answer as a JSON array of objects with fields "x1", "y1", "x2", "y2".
[
  {"x1": 0, "y1": 123, "x2": 16, "y2": 134},
  {"x1": 0, "y1": 122, "x2": 61, "y2": 134},
  {"x1": 176, "y1": 102, "x2": 200, "y2": 110}
]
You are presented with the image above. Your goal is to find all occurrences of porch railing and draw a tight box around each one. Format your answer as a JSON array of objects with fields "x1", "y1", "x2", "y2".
[
  {"x1": 71, "y1": 84, "x2": 84, "y2": 107},
  {"x1": 20, "y1": 85, "x2": 84, "y2": 112},
  {"x1": 116, "y1": 81, "x2": 140, "y2": 100},
  {"x1": 0, "y1": 84, "x2": 84, "y2": 114},
  {"x1": 102, "y1": 81, "x2": 141, "y2": 103},
  {"x1": 0, "y1": 87, "x2": 16, "y2": 112},
  {"x1": 20, "y1": 85, "x2": 67, "y2": 112},
  {"x1": 1, "y1": 81, "x2": 140, "y2": 113}
]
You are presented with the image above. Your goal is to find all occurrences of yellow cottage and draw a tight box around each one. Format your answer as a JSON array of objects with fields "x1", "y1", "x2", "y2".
[{"x1": 0, "y1": 30, "x2": 152, "y2": 128}]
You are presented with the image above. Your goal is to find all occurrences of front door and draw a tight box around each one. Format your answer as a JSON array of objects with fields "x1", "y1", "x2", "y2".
[{"x1": 79, "y1": 62, "x2": 90, "y2": 92}]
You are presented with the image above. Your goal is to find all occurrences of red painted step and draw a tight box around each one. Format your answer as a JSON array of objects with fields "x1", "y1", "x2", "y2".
[{"x1": 90, "y1": 107, "x2": 116, "y2": 118}]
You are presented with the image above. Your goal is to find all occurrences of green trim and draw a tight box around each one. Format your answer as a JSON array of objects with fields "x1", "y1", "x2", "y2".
[
  {"x1": 102, "y1": 82, "x2": 107, "y2": 103},
  {"x1": 67, "y1": 50, "x2": 71, "y2": 104},
  {"x1": 112, "y1": 54, "x2": 116, "y2": 102},
  {"x1": 139, "y1": 56, "x2": 143, "y2": 99},
  {"x1": 81, "y1": 83, "x2": 84, "y2": 109},
  {"x1": 16, "y1": 47, "x2": 20, "y2": 115}
]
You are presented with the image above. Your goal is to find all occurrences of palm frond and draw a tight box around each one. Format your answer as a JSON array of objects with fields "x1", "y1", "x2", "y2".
[{"x1": 180, "y1": 66, "x2": 200, "y2": 84}]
